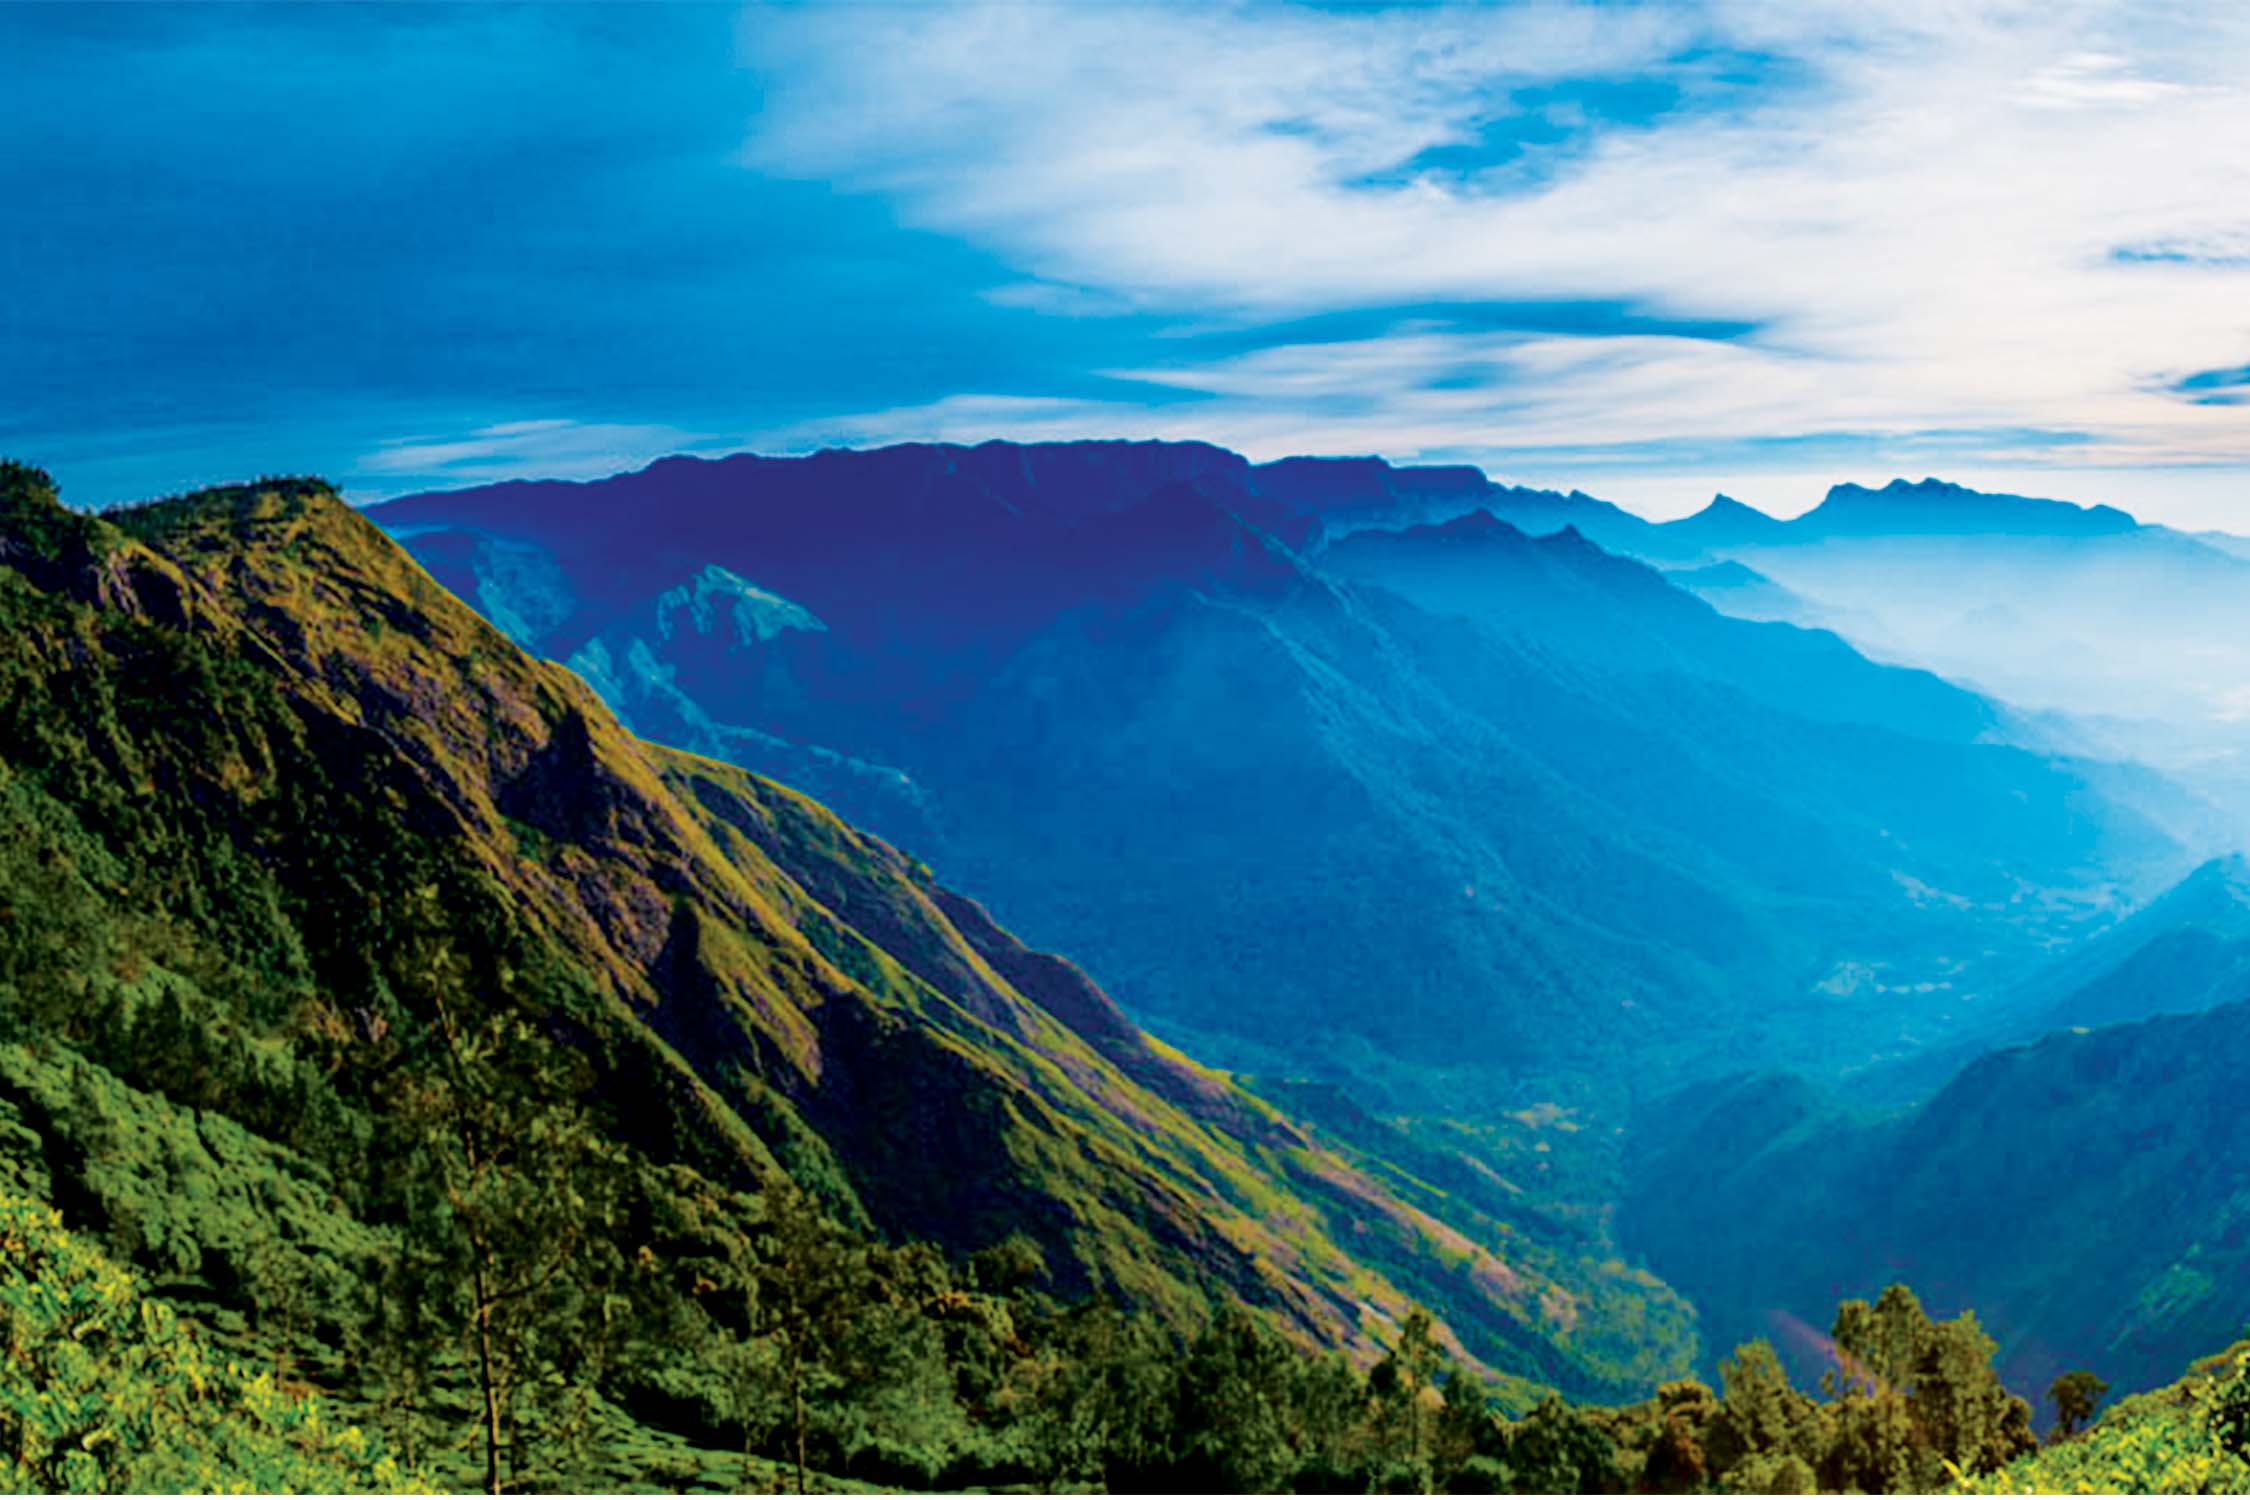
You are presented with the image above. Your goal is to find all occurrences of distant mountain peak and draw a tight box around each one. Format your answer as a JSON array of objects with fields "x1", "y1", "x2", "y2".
[
  {"x1": 1479, "y1": 481, "x2": 1652, "y2": 539},
  {"x1": 1697, "y1": 493, "x2": 1767, "y2": 520},
  {"x1": 1537, "y1": 523, "x2": 1602, "y2": 554},
  {"x1": 655, "y1": 564, "x2": 826, "y2": 646},
  {"x1": 1428, "y1": 507, "x2": 1522, "y2": 539},
  {"x1": 1659, "y1": 492, "x2": 1787, "y2": 551},
  {"x1": 2163, "y1": 851, "x2": 2250, "y2": 909},
  {"x1": 1803, "y1": 477, "x2": 2140, "y2": 538}
]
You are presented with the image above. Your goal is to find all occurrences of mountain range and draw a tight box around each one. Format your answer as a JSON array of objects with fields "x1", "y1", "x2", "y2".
[
  {"x1": 368, "y1": 440, "x2": 2250, "y2": 1442},
  {"x1": 375, "y1": 444, "x2": 2190, "y2": 1112},
  {"x1": 10, "y1": 440, "x2": 2250, "y2": 1490},
  {"x1": 0, "y1": 460, "x2": 1718, "y2": 1452},
  {"x1": 1443, "y1": 475, "x2": 2250, "y2": 845},
  {"x1": 1623, "y1": 978, "x2": 2250, "y2": 1405}
]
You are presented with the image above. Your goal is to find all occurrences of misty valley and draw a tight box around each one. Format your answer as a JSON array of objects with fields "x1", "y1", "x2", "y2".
[
  {"x1": 5, "y1": 442, "x2": 2247, "y2": 1494},
  {"x1": 17, "y1": 1, "x2": 2250, "y2": 1491}
]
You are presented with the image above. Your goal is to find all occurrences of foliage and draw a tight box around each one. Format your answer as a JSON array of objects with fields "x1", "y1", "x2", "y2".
[
  {"x1": 1970, "y1": 1345, "x2": 2250, "y2": 1495},
  {"x1": 372, "y1": 889, "x2": 640, "y2": 1494},
  {"x1": 1819, "y1": 1284, "x2": 2037, "y2": 1492},
  {"x1": 2048, "y1": 1368, "x2": 2110, "y2": 1440},
  {"x1": 0, "y1": 462, "x2": 2230, "y2": 1496},
  {"x1": 1380, "y1": 1288, "x2": 2052, "y2": 1495},
  {"x1": 0, "y1": 1192, "x2": 416, "y2": 1494}
]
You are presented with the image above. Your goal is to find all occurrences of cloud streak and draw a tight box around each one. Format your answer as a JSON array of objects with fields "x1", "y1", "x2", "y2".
[
  {"x1": 744, "y1": 0, "x2": 2250, "y2": 475},
  {"x1": 360, "y1": 420, "x2": 725, "y2": 488}
]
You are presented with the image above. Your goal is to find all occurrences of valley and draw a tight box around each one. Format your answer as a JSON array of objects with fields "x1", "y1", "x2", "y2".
[
  {"x1": 4, "y1": 446, "x2": 2248, "y2": 1492},
  {"x1": 373, "y1": 441, "x2": 2250, "y2": 1438},
  {"x1": 16, "y1": 4, "x2": 2250, "y2": 1489}
]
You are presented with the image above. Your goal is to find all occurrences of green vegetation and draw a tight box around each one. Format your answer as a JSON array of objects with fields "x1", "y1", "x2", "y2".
[
  {"x1": 0, "y1": 461, "x2": 1681, "y2": 1489},
  {"x1": 0, "y1": 1177, "x2": 2120, "y2": 1497},
  {"x1": 0, "y1": 1193, "x2": 414, "y2": 1494},
  {"x1": 2048, "y1": 1369, "x2": 2110, "y2": 1441},
  {"x1": 1409, "y1": 1284, "x2": 2042, "y2": 1494},
  {"x1": 1, "y1": 458, "x2": 2233, "y2": 1494},
  {"x1": 1974, "y1": 1343, "x2": 2250, "y2": 1494}
]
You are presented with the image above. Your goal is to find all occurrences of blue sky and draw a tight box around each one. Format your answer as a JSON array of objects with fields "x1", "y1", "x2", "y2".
[{"x1": 5, "y1": 2, "x2": 2249, "y2": 527}]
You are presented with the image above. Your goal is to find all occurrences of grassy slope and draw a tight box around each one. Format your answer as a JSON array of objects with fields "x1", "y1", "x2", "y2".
[{"x1": 0, "y1": 467, "x2": 1691, "y2": 1402}]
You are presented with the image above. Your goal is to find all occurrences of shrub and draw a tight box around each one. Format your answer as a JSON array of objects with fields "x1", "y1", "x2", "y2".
[{"x1": 0, "y1": 1193, "x2": 418, "y2": 1494}]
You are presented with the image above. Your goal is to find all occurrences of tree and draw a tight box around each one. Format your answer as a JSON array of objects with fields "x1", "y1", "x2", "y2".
[
  {"x1": 1638, "y1": 1379, "x2": 1716, "y2": 1491},
  {"x1": 1280, "y1": 1345, "x2": 1372, "y2": 1491},
  {"x1": 376, "y1": 891, "x2": 631, "y2": 1495},
  {"x1": 1172, "y1": 1308, "x2": 1304, "y2": 1492},
  {"x1": 1707, "y1": 1338, "x2": 1826, "y2": 1482},
  {"x1": 1024, "y1": 1298, "x2": 1179, "y2": 1490},
  {"x1": 2048, "y1": 1369, "x2": 2109, "y2": 1441},
  {"x1": 746, "y1": 1175, "x2": 866, "y2": 1494},
  {"x1": 1501, "y1": 1395, "x2": 1624, "y2": 1494},
  {"x1": 1822, "y1": 1283, "x2": 2036, "y2": 1492},
  {"x1": 1433, "y1": 1369, "x2": 1497, "y2": 1490},
  {"x1": 1366, "y1": 1307, "x2": 1442, "y2": 1489},
  {"x1": 967, "y1": 1232, "x2": 1047, "y2": 1297}
]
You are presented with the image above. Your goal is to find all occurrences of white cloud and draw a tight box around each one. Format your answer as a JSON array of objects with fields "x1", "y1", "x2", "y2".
[
  {"x1": 741, "y1": 0, "x2": 2250, "y2": 478},
  {"x1": 2013, "y1": 50, "x2": 2186, "y2": 108},
  {"x1": 357, "y1": 419, "x2": 726, "y2": 488}
]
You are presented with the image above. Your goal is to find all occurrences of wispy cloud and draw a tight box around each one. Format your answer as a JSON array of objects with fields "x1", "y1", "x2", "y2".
[
  {"x1": 2012, "y1": 50, "x2": 2186, "y2": 109},
  {"x1": 744, "y1": 0, "x2": 2250, "y2": 474},
  {"x1": 358, "y1": 419, "x2": 728, "y2": 489},
  {"x1": 15, "y1": 1, "x2": 2249, "y2": 522}
]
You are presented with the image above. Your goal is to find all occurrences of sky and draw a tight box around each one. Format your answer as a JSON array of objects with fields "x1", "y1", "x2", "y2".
[{"x1": 4, "y1": 1, "x2": 2248, "y2": 528}]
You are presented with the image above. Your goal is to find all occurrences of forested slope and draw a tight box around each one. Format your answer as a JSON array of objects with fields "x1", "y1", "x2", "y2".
[{"x1": 0, "y1": 462, "x2": 1688, "y2": 1488}]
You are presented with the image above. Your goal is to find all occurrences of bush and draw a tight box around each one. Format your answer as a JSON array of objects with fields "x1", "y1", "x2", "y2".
[{"x1": 0, "y1": 1193, "x2": 418, "y2": 1494}]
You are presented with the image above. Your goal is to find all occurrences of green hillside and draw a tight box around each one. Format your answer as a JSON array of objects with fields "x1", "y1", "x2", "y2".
[
  {"x1": 1623, "y1": 995, "x2": 2250, "y2": 1407},
  {"x1": 0, "y1": 461, "x2": 1707, "y2": 1488},
  {"x1": 1978, "y1": 1341, "x2": 2250, "y2": 1494}
]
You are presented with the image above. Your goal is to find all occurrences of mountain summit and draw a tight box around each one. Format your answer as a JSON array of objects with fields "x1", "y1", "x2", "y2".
[
  {"x1": 1665, "y1": 493, "x2": 1790, "y2": 549},
  {"x1": 1795, "y1": 477, "x2": 2141, "y2": 539}
]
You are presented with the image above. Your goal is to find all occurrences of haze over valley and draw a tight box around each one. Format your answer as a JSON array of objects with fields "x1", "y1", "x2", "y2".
[
  {"x1": 9, "y1": 2, "x2": 2250, "y2": 1492},
  {"x1": 368, "y1": 438, "x2": 2250, "y2": 1423}
]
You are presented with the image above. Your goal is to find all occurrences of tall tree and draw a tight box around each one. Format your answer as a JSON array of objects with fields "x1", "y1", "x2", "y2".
[
  {"x1": 1173, "y1": 1308, "x2": 1303, "y2": 1492},
  {"x1": 2048, "y1": 1369, "x2": 2110, "y2": 1441},
  {"x1": 1823, "y1": 1283, "x2": 2035, "y2": 1491},
  {"x1": 376, "y1": 888, "x2": 630, "y2": 1494},
  {"x1": 1706, "y1": 1338, "x2": 1827, "y2": 1487},
  {"x1": 1025, "y1": 1298, "x2": 1178, "y2": 1490},
  {"x1": 745, "y1": 1174, "x2": 865, "y2": 1494},
  {"x1": 1366, "y1": 1307, "x2": 1442, "y2": 1490}
]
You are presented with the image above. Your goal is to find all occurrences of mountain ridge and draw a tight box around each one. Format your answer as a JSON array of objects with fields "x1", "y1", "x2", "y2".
[
  {"x1": 1624, "y1": 991, "x2": 2250, "y2": 1404},
  {"x1": 0, "y1": 460, "x2": 1697, "y2": 1400},
  {"x1": 375, "y1": 442, "x2": 2182, "y2": 1114}
]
